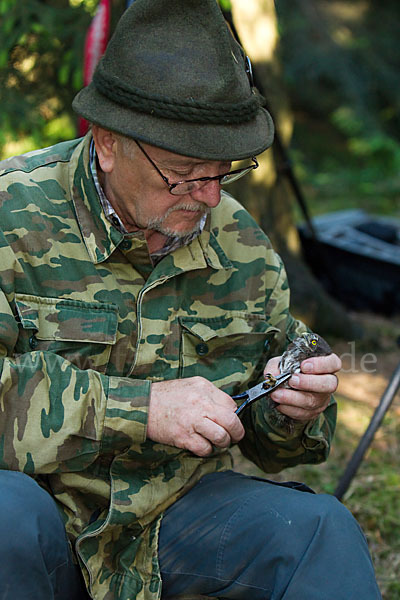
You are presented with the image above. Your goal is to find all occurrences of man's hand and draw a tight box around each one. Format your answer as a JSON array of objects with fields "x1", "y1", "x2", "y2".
[
  {"x1": 264, "y1": 353, "x2": 342, "y2": 422},
  {"x1": 147, "y1": 377, "x2": 245, "y2": 457}
]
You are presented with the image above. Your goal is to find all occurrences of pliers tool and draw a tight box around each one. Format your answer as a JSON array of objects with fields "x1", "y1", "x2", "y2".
[{"x1": 233, "y1": 372, "x2": 293, "y2": 415}]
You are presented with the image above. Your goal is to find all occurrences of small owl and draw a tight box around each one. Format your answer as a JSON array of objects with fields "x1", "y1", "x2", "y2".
[{"x1": 269, "y1": 332, "x2": 332, "y2": 431}]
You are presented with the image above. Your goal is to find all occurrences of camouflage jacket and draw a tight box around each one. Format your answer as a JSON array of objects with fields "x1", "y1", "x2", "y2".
[{"x1": 0, "y1": 135, "x2": 336, "y2": 600}]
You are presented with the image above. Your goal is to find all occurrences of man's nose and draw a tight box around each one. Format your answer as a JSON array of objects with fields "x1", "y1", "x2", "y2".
[{"x1": 190, "y1": 179, "x2": 222, "y2": 208}]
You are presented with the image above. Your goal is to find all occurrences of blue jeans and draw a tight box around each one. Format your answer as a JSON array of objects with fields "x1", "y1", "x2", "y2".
[
  {"x1": 159, "y1": 471, "x2": 382, "y2": 599},
  {"x1": 0, "y1": 470, "x2": 382, "y2": 600},
  {"x1": 0, "y1": 470, "x2": 90, "y2": 600}
]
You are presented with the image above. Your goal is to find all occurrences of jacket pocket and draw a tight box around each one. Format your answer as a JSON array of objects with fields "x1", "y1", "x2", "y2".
[
  {"x1": 15, "y1": 294, "x2": 118, "y2": 373},
  {"x1": 179, "y1": 313, "x2": 279, "y2": 393}
]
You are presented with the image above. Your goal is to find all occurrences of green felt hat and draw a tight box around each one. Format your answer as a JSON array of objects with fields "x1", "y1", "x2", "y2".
[{"x1": 73, "y1": 0, "x2": 274, "y2": 160}]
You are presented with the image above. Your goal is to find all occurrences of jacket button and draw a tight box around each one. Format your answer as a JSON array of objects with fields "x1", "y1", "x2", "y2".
[
  {"x1": 120, "y1": 240, "x2": 131, "y2": 250},
  {"x1": 29, "y1": 334, "x2": 38, "y2": 349},
  {"x1": 196, "y1": 343, "x2": 209, "y2": 356}
]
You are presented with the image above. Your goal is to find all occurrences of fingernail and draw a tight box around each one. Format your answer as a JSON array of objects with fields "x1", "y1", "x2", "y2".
[
  {"x1": 302, "y1": 361, "x2": 313, "y2": 373},
  {"x1": 290, "y1": 375, "x2": 300, "y2": 386}
]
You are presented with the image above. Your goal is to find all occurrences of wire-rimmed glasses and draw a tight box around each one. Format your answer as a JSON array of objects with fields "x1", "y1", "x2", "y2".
[{"x1": 135, "y1": 140, "x2": 258, "y2": 196}]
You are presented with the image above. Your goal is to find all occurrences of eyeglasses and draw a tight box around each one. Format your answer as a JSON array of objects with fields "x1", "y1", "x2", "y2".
[{"x1": 135, "y1": 140, "x2": 258, "y2": 196}]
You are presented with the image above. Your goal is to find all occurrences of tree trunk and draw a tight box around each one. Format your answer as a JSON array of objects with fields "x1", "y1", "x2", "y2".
[{"x1": 227, "y1": 0, "x2": 362, "y2": 340}]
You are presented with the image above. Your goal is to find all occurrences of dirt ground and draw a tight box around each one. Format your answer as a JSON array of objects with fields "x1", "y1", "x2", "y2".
[{"x1": 331, "y1": 311, "x2": 400, "y2": 420}]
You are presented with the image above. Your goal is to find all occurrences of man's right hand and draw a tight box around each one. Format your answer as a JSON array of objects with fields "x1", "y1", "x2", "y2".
[{"x1": 147, "y1": 377, "x2": 245, "y2": 457}]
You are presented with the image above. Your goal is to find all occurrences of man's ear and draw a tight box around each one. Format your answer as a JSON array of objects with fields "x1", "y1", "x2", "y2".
[{"x1": 92, "y1": 125, "x2": 117, "y2": 173}]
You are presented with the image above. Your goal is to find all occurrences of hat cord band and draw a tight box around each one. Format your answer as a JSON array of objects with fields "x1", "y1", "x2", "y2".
[{"x1": 93, "y1": 67, "x2": 259, "y2": 124}]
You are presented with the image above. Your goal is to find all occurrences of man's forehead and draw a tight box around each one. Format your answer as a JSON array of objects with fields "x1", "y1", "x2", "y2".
[{"x1": 141, "y1": 141, "x2": 229, "y2": 167}]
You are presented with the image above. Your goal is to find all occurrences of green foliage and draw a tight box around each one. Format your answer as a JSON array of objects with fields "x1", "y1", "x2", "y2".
[
  {"x1": 0, "y1": 0, "x2": 125, "y2": 158},
  {"x1": 218, "y1": 0, "x2": 232, "y2": 11},
  {"x1": 276, "y1": 1, "x2": 400, "y2": 133},
  {"x1": 0, "y1": 0, "x2": 88, "y2": 155},
  {"x1": 275, "y1": 0, "x2": 400, "y2": 218},
  {"x1": 331, "y1": 106, "x2": 400, "y2": 177}
]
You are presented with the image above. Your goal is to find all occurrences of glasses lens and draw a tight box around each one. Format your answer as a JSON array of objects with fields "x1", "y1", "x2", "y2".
[
  {"x1": 170, "y1": 180, "x2": 204, "y2": 196},
  {"x1": 169, "y1": 159, "x2": 258, "y2": 194},
  {"x1": 220, "y1": 166, "x2": 255, "y2": 185}
]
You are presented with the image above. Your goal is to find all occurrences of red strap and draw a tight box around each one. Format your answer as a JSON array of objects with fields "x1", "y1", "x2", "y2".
[{"x1": 79, "y1": 0, "x2": 111, "y2": 136}]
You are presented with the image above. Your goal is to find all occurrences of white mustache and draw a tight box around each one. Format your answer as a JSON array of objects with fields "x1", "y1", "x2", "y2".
[
  {"x1": 144, "y1": 202, "x2": 210, "y2": 236},
  {"x1": 164, "y1": 202, "x2": 210, "y2": 217}
]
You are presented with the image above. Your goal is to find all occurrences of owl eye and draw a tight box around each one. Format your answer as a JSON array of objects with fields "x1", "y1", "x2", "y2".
[{"x1": 311, "y1": 339, "x2": 317, "y2": 346}]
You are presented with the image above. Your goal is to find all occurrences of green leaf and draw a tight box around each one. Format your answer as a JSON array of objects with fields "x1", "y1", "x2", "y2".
[
  {"x1": 0, "y1": 48, "x2": 8, "y2": 68},
  {"x1": 58, "y1": 63, "x2": 70, "y2": 86},
  {"x1": 218, "y1": 0, "x2": 232, "y2": 11},
  {"x1": 3, "y1": 15, "x2": 16, "y2": 35}
]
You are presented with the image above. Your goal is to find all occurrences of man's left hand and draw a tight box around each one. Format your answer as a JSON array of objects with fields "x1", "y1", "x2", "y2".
[{"x1": 264, "y1": 353, "x2": 342, "y2": 422}]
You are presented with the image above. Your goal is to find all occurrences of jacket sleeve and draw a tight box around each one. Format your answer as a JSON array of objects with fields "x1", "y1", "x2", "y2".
[
  {"x1": 0, "y1": 282, "x2": 150, "y2": 475},
  {"x1": 237, "y1": 253, "x2": 337, "y2": 473}
]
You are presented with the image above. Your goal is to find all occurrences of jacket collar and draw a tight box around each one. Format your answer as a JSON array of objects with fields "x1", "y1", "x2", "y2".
[{"x1": 69, "y1": 133, "x2": 124, "y2": 263}]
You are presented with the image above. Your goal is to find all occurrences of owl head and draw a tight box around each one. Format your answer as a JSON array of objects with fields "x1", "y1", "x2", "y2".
[
  {"x1": 294, "y1": 333, "x2": 331, "y2": 356},
  {"x1": 280, "y1": 333, "x2": 332, "y2": 376}
]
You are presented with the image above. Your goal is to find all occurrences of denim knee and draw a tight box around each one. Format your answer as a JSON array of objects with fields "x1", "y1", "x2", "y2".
[
  {"x1": 0, "y1": 471, "x2": 91, "y2": 599},
  {"x1": 308, "y1": 492, "x2": 365, "y2": 538},
  {"x1": 0, "y1": 470, "x2": 68, "y2": 571}
]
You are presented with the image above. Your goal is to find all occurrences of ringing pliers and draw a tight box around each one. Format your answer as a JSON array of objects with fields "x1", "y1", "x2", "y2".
[{"x1": 233, "y1": 372, "x2": 293, "y2": 415}]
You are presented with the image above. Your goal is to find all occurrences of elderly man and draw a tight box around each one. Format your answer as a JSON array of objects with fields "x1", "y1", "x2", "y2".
[{"x1": 0, "y1": 1, "x2": 381, "y2": 599}]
